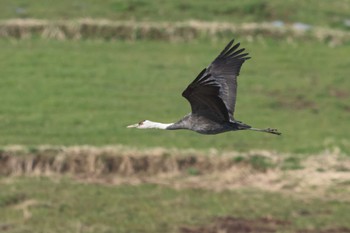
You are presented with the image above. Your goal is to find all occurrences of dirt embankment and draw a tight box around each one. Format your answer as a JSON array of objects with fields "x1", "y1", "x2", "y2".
[{"x1": 1, "y1": 145, "x2": 349, "y2": 200}]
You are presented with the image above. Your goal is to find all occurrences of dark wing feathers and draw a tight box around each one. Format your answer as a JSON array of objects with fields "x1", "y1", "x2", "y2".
[
  {"x1": 182, "y1": 39, "x2": 250, "y2": 121},
  {"x1": 226, "y1": 46, "x2": 243, "y2": 57},
  {"x1": 182, "y1": 69, "x2": 230, "y2": 122}
]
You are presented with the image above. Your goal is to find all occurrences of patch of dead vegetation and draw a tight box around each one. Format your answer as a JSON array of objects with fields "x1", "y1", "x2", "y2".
[
  {"x1": 0, "y1": 223, "x2": 15, "y2": 232},
  {"x1": 272, "y1": 96, "x2": 317, "y2": 111},
  {"x1": 266, "y1": 90, "x2": 318, "y2": 112},
  {"x1": 0, "y1": 146, "x2": 349, "y2": 200},
  {"x1": 328, "y1": 88, "x2": 350, "y2": 99},
  {"x1": 298, "y1": 227, "x2": 350, "y2": 233},
  {"x1": 180, "y1": 216, "x2": 350, "y2": 233},
  {"x1": 180, "y1": 216, "x2": 290, "y2": 233},
  {"x1": 0, "y1": 19, "x2": 349, "y2": 45}
]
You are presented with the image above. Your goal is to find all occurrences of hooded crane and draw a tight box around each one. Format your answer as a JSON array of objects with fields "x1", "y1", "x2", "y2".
[{"x1": 127, "y1": 39, "x2": 281, "y2": 136}]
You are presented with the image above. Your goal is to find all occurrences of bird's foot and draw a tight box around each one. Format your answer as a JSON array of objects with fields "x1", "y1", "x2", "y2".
[{"x1": 264, "y1": 128, "x2": 282, "y2": 135}]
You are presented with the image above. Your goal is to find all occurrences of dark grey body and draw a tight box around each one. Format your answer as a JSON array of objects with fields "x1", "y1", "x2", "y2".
[{"x1": 167, "y1": 114, "x2": 251, "y2": 135}]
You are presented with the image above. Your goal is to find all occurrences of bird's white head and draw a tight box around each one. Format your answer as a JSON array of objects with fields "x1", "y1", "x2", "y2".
[
  {"x1": 127, "y1": 120, "x2": 152, "y2": 129},
  {"x1": 127, "y1": 120, "x2": 173, "y2": 129}
]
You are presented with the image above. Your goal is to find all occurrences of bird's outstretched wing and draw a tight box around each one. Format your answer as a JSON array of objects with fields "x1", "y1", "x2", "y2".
[
  {"x1": 182, "y1": 68, "x2": 230, "y2": 122},
  {"x1": 182, "y1": 39, "x2": 250, "y2": 121}
]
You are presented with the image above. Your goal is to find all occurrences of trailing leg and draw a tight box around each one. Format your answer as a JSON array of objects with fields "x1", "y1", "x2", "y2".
[{"x1": 249, "y1": 127, "x2": 281, "y2": 135}]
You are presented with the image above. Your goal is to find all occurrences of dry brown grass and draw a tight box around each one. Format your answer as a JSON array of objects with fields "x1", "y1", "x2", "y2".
[
  {"x1": 0, "y1": 19, "x2": 349, "y2": 45},
  {"x1": 0, "y1": 145, "x2": 233, "y2": 177},
  {"x1": 1, "y1": 145, "x2": 350, "y2": 200}
]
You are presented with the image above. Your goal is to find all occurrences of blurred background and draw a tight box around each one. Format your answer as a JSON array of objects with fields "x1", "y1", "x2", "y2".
[{"x1": 0, "y1": 1, "x2": 350, "y2": 233}]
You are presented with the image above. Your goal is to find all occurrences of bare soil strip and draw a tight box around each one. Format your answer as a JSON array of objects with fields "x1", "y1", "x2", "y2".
[
  {"x1": 1, "y1": 145, "x2": 349, "y2": 200},
  {"x1": 0, "y1": 19, "x2": 349, "y2": 45}
]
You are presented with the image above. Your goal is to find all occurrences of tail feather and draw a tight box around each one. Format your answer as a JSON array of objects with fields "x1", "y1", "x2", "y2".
[{"x1": 231, "y1": 120, "x2": 251, "y2": 130}]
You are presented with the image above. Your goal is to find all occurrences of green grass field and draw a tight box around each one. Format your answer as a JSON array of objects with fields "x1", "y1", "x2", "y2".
[
  {"x1": 1, "y1": 177, "x2": 350, "y2": 233},
  {"x1": 1, "y1": 0, "x2": 350, "y2": 30},
  {"x1": 0, "y1": 39, "x2": 349, "y2": 154},
  {"x1": 1, "y1": 1, "x2": 350, "y2": 232}
]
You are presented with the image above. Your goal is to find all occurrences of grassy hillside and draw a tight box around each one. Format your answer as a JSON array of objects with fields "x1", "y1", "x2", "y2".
[
  {"x1": 0, "y1": 39, "x2": 349, "y2": 154},
  {"x1": 1, "y1": 0, "x2": 350, "y2": 29}
]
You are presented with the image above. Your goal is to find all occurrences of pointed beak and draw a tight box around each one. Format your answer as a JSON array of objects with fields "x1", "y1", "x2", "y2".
[{"x1": 127, "y1": 123, "x2": 138, "y2": 128}]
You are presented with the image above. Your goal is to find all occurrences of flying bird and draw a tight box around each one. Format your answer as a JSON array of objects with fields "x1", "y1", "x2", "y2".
[{"x1": 128, "y1": 39, "x2": 281, "y2": 135}]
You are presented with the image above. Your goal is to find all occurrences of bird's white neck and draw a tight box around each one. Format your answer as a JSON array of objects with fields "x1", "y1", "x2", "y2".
[{"x1": 142, "y1": 120, "x2": 173, "y2": 129}]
